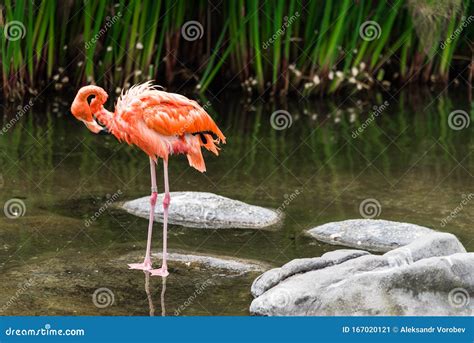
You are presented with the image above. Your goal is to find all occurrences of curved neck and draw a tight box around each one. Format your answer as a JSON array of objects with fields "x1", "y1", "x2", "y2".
[{"x1": 74, "y1": 85, "x2": 109, "y2": 119}]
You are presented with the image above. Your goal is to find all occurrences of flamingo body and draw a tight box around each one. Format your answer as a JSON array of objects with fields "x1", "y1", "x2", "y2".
[{"x1": 71, "y1": 81, "x2": 225, "y2": 172}]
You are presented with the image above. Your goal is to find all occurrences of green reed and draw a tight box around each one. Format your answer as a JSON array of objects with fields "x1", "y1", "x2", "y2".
[{"x1": 0, "y1": 0, "x2": 472, "y2": 99}]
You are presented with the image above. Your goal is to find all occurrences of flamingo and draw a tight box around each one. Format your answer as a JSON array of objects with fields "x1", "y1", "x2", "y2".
[{"x1": 70, "y1": 81, "x2": 226, "y2": 277}]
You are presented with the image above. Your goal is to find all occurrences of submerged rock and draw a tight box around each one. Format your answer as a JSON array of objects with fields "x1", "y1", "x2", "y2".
[
  {"x1": 121, "y1": 192, "x2": 280, "y2": 229},
  {"x1": 307, "y1": 219, "x2": 435, "y2": 252},
  {"x1": 118, "y1": 250, "x2": 270, "y2": 275},
  {"x1": 250, "y1": 232, "x2": 473, "y2": 316}
]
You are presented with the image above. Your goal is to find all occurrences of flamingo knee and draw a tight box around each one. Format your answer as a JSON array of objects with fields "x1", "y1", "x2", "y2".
[
  {"x1": 163, "y1": 193, "x2": 170, "y2": 209},
  {"x1": 150, "y1": 192, "x2": 158, "y2": 206}
]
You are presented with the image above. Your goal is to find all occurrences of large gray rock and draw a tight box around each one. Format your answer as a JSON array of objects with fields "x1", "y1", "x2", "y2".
[
  {"x1": 251, "y1": 250, "x2": 370, "y2": 298},
  {"x1": 250, "y1": 232, "x2": 473, "y2": 316},
  {"x1": 121, "y1": 192, "x2": 280, "y2": 229},
  {"x1": 307, "y1": 219, "x2": 435, "y2": 252}
]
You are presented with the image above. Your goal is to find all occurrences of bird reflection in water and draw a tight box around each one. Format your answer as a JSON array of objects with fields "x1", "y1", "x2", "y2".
[{"x1": 144, "y1": 271, "x2": 166, "y2": 316}]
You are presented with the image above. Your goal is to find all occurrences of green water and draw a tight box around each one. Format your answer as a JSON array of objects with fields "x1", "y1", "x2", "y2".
[{"x1": 0, "y1": 89, "x2": 473, "y2": 315}]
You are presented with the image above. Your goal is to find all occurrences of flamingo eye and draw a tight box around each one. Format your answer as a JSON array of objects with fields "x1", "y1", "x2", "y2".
[{"x1": 86, "y1": 94, "x2": 95, "y2": 106}]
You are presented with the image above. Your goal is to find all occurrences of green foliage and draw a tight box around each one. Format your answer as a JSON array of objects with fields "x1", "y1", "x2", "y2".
[{"x1": 0, "y1": 0, "x2": 472, "y2": 99}]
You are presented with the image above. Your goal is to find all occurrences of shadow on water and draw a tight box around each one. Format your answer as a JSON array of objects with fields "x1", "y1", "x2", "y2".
[{"x1": 0, "y1": 88, "x2": 473, "y2": 315}]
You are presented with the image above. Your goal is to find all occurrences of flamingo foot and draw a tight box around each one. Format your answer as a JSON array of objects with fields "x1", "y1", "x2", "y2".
[
  {"x1": 128, "y1": 259, "x2": 152, "y2": 271},
  {"x1": 149, "y1": 267, "x2": 169, "y2": 277}
]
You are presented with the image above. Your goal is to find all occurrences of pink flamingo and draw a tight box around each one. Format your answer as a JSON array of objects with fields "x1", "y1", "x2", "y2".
[{"x1": 71, "y1": 82, "x2": 226, "y2": 277}]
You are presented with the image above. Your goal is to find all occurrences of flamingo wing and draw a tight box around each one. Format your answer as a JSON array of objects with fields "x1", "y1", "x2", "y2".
[{"x1": 140, "y1": 92, "x2": 226, "y2": 143}]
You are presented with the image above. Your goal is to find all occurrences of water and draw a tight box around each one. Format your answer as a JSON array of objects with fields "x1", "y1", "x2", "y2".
[{"x1": 0, "y1": 89, "x2": 473, "y2": 315}]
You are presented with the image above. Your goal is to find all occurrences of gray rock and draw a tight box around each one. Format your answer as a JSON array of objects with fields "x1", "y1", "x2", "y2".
[
  {"x1": 307, "y1": 219, "x2": 435, "y2": 252},
  {"x1": 251, "y1": 250, "x2": 369, "y2": 297},
  {"x1": 150, "y1": 251, "x2": 270, "y2": 275},
  {"x1": 116, "y1": 250, "x2": 271, "y2": 276},
  {"x1": 384, "y1": 232, "x2": 466, "y2": 265},
  {"x1": 250, "y1": 232, "x2": 473, "y2": 316},
  {"x1": 121, "y1": 192, "x2": 280, "y2": 229}
]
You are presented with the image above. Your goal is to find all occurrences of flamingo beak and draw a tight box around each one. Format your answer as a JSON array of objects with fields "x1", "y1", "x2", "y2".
[{"x1": 81, "y1": 119, "x2": 105, "y2": 134}]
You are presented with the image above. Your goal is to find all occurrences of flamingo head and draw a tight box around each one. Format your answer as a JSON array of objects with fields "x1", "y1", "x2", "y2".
[{"x1": 71, "y1": 85, "x2": 109, "y2": 134}]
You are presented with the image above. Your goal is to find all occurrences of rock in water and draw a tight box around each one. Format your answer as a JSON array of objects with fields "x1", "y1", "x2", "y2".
[
  {"x1": 118, "y1": 250, "x2": 270, "y2": 275},
  {"x1": 307, "y1": 219, "x2": 435, "y2": 252},
  {"x1": 121, "y1": 192, "x2": 280, "y2": 229},
  {"x1": 251, "y1": 250, "x2": 370, "y2": 298},
  {"x1": 250, "y1": 232, "x2": 473, "y2": 316}
]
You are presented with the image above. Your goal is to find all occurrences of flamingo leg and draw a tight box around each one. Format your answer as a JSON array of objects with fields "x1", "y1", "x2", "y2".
[
  {"x1": 150, "y1": 159, "x2": 170, "y2": 277},
  {"x1": 128, "y1": 157, "x2": 157, "y2": 271}
]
